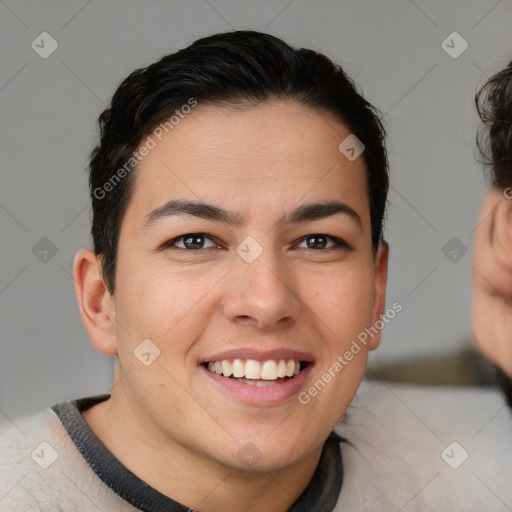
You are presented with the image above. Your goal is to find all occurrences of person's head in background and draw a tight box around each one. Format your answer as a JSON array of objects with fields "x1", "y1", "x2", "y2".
[
  {"x1": 472, "y1": 59, "x2": 512, "y2": 407},
  {"x1": 72, "y1": 30, "x2": 389, "y2": 508}
]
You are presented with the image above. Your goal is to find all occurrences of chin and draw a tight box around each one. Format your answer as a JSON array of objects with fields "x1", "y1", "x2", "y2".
[
  {"x1": 228, "y1": 451, "x2": 304, "y2": 474},
  {"x1": 211, "y1": 435, "x2": 313, "y2": 474}
]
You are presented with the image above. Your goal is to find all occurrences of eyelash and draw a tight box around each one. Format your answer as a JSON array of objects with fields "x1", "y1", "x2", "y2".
[{"x1": 160, "y1": 233, "x2": 353, "y2": 252}]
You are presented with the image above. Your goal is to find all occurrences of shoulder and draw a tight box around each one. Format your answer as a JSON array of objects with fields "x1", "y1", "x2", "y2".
[
  {"x1": 0, "y1": 399, "x2": 138, "y2": 512},
  {"x1": 333, "y1": 380, "x2": 512, "y2": 511},
  {"x1": 0, "y1": 407, "x2": 61, "y2": 474},
  {"x1": 0, "y1": 407, "x2": 65, "y2": 510}
]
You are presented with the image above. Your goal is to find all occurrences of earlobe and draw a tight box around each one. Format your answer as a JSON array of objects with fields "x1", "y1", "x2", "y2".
[
  {"x1": 72, "y1": 249, "x2": 117, "y2": 356},
  {"x1": 368, "y1": 241, "x2": 389, "y2": 351}
]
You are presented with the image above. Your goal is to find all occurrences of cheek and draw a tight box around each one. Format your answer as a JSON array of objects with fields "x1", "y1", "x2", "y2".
[
  {"x1": 111, "y1": 269, "x2": 211, "y2": 405},
  {"x1": 305, "y1": 266, "x2": 374, "y2": 348},
  {"x1": 473, "y1": 294, "x2": 512, "y2": 362},
  {"x1": 306, "y1": 269, "x2": 373, "y2": 325},
  {"x1": 117, "y1": 260, "x2": 209, "y2": 324}
]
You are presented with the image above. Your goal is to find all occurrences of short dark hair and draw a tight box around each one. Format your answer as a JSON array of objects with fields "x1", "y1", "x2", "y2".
[
  {"x1": 89, "y1": 30, "x2": 389, "y2": 293},
  {"x1": 475, "y1": 60, "x2": 512, "y2": 188}
]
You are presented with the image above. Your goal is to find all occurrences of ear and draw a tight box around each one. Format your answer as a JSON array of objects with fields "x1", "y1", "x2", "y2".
[
  {"x1": 471, "y1": 187, "x2": 512, "y2": 377},
  {"x1": 72, "y1": 249, "x2": 117, "y2": 355},
  {"x1": 368, "y1": 241, "x2": 389, "y2": 351}
]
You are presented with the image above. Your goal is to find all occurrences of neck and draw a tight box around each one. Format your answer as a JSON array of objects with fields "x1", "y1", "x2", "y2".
[{"x1": 82, "y1": 385, "x2": 324, "y2": 512}]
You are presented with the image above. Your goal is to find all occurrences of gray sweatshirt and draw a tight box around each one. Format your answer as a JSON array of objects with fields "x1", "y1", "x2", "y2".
[{"x1": 1, "y1": 380, "x2": 511, "y2": 511}]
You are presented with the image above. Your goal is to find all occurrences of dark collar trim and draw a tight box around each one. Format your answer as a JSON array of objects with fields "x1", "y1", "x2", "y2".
[{"x1": 52, "y1": 395, "x2": 343, "y2": 512}]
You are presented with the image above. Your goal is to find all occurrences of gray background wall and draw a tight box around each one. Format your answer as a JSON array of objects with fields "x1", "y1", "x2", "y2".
[{"x1": 1, "y1": 0, "x2": 512, "y2": 419}]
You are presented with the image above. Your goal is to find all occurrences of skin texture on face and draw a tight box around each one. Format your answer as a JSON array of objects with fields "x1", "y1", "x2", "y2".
[
  {"x1": 73, "y1": 100, "x2": 388, "y2": 511},
  {"x1": 472, "y1": 186, "x2": 512, "y2": 378}
]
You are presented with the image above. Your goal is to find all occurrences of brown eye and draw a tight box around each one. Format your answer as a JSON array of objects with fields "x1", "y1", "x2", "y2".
[
  {"x1": 297, "y1": 234, "x2": 350, "y2": 250},
  {"x1": 305, "y1": 235, "x2": 328, "y2": 249},
  {"x1": 164, "y1": 233, "x2": 218, "y2": 250},
  {"x1": 182, "y1": 235, "x2": 206, "y2": 249}
]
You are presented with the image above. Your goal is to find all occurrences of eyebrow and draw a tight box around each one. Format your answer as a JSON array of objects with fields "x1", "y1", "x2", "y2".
[{"x1": 143, "y1": 199, "x2": 362, "y2": 230}]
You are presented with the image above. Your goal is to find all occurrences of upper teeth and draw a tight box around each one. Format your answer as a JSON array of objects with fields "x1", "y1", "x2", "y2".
[{"x1": 206, "y1": 359, "x2": 301, "y2": 380}]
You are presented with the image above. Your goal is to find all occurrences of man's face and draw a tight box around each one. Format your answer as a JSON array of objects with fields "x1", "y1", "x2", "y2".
[{"x1": 107, "y1": 101, "x2": 387, "y2": 471}]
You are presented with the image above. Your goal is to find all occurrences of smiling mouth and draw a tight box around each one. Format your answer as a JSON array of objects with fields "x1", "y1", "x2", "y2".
[{"x1": 202, "y1": 358, "x2": 310, "y2": 387}]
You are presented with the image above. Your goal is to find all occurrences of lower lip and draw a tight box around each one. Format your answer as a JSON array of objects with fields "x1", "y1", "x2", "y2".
[{"x1": 199, "y1": 364, "x2": 314, "y2": 407}]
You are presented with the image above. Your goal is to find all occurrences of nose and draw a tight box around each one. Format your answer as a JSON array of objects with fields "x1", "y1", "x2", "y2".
[{"x1": 221, "y1": 248, "x2": 301, "y2": 330}]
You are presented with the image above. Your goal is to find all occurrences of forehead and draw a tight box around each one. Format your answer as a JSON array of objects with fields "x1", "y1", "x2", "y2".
[{"x1": 127, "y1": 101, "x2": 370, "y2": 225}]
